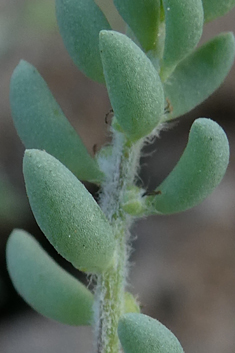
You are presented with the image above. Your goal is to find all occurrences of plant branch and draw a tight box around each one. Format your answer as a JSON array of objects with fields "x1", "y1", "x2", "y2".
[{"x1": 93, "y1": 129, "x2": 143, "y2": 353}]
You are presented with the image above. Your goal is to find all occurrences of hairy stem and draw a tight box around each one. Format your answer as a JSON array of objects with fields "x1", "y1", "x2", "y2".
[
  {"x1": 96, "y1": 220, "x2": 129, "y2": 353},
  {"x1": 93, "y1": 130, "x2": 143, "y2": 353}
]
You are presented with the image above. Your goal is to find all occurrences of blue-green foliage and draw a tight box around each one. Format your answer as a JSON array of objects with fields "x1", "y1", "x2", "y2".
[
  {"x1": 160, "y1": 0, "x2": 204, "y2": 80},
  {"x1": 164, "y1": 33, "x2": 235, "y2": 120},
  {"x1": 23, "y1": 149, "x2": 115, "y2": 273},
  {"x1": 10, "y1": 60, "x2": 103, "y2": 183},
  {"x1": 114, "y1": 0, "x2": 161, "y2": 52},
  {"x1": 56, "y1": 0, "x2": 111, "y2": 83},
  {"x1": 99, "y1": 30, "x2": 164, "y2": 141},
  {"x1": 202, "y1": 0, "x2": 235, "y2": 22},
  {"x1": 7, "y1": 229, "x2": 94, "y2": 325},
  {"x1": 118, "y1": 313, "x2": 184, "y2": 353},
  {"x1": 146, "y1": 118, "x2": 229, "y2": 214},
  {"x1": 6, "y1": 1, "x2": 235, "y2": 351},
  {"x1": 6, "y1": 230, "x2": 140, "y2": 325}
]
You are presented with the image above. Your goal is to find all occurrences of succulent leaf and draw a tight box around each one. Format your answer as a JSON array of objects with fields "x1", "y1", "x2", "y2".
[
  {"x1": 161, "y1": 0, "x2": 204, "y2": 80},
  {"x1": 202, "y1": 0, "x2": 235, "y2": 22},
  {"x1": 10, "y1": 60, "x2": 103, "y2": 183},
  {"x1": 6, "y1": 229, "x2": 139, "y2": 327},
  {"x1": 6, "y1": 229, "x2": 94, "y2": 325},
  {"x1": 121, "y1": 185, "x2": 145, "y2": 216},
  {"x1": 23, "y1": 149, "x2": 115, "y2": 273},
  {"x1": 56, "y1": 0, "x2": 111, "y2": 83},
  {"x1": 164, "y1": 32, "x2": 235, "y2": 120},
  {"x1": 113, "y1": 0, "x2": 161, "y2": 52},
  {"x1": 99, "y1": 30, "x2": 164, "y2": 142},
  {"x1": 124, "y1": 292, "x2": 140, "y2": 314},
  {"x1": 145, "y1": 118, "x2": 229, "y2": 214},
  {"x1": 118, "y1": 313, "x2": 184, "y2": 353}
]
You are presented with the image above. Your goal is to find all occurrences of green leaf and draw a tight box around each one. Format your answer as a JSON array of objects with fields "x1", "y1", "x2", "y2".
[
  {"x1": 145, "y1": 118, "x2": 229, "y2": 214},
  {"x1": 164, "y1": 33, "x2": 235, "y2": 120},
  {"x1": 10, "y1": 60, "x2": 103, "y2": 183},
  {"x1": 121, "y1": 185, "x2": 145, "y2": 216},
  {"x1": 6, "y1": 229, "x2": 93, "y2": 326},
  {"x1": 55, "y1": 0, "x2": 111, "y2": 83},
  {"x1": 113, "y1": 0, "x2": 161, "y2": 52},
  {"x1": 160, "y1": 0, "x2": 204, "y2": 80},
  {"x1": 118, "y1": 313, "x2": 184, "y2": 353},
  {"x1": 202, "y1": 0, "x2": 235, "y2": 22},
  {"x1": 6, "y1": 230, "x2": 139, "y2": 325},
  {"x1": 99, "y1": 30, "x2": 164, "y2": 142},
  {"x1": 23, "y1": 149, "x2": 115, "y2": 273},
  {"x1": 124, "y1": 292, "x2": 140, "y2": 314}
]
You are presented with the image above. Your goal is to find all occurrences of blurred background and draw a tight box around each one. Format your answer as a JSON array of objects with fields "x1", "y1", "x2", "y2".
[{"x1": 0, "y1": 1, "x2": 235, "y2": 352}]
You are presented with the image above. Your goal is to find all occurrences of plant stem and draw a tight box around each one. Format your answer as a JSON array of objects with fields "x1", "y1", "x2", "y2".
[
  {"x1": 95, "y1": 220, "x2": 129, "y2": 353},
  {"x1": 94, "y1": 130, "x2": 143, "y2": 353}
]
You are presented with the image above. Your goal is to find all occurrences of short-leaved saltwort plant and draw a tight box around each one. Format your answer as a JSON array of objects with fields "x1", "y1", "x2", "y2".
[{"x1": 6, "y1": 1, "x2": 235, "y2": 352}]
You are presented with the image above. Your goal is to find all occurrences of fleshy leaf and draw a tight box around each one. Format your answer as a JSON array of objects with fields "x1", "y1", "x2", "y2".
[
  {"x1": 55, "y1": 0, "x2": 111, "y2": 83},
  {"x1": 6, "y1": 230, "x2": 139, "y2": 326},
  {"x1": 10, "y1": 60, "x2": 103, "y2": 183},
  {"x1": 145, "y1": 118, "x2": 229, "y2": 214},
  {"x1": 118, "y1": 313, "x2": 184, "y2": 353},
  {"x1": 202, "y1": 0, "x2": 235, "y2": 22},
  {"x1": 160, "y1": 0, "x2": 204, "y2": 80},
  {"x1": 124, "y1": 292, "x2": 140, "y2": 314},
  {"x1": 99, "y1": 30, "x2": 164, "y2": 142},
  {"x1": 6, "y1": 229, "x2": 93, "y2": 325},
  {"x1": 23, "y1": 149, "x2": 115, "y2": 273},
  {"x1": 113, "y1": 0, "x2": 161, "y2": 52},
  {"x1": 164, "y1": 32, "x2": 235, "y2": 120},
  {"x1": 121, "y1": 185, "x2": 145, "y2": 216}
]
